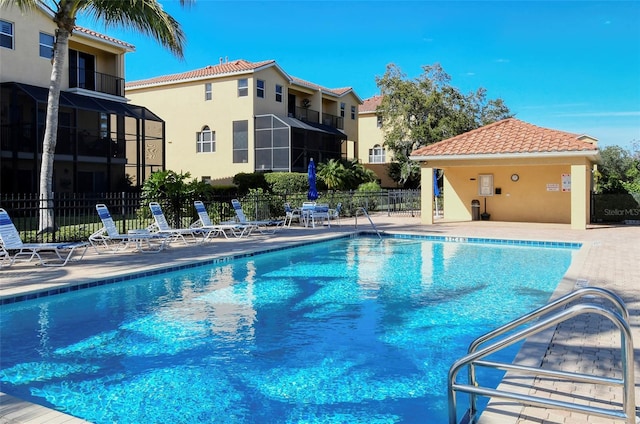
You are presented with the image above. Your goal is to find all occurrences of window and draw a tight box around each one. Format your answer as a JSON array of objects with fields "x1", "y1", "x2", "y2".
[
  {"x1": 256, "y1": 79, "x2": 265, "y2": 98},
  {"x1": 196, "y1": 126, "x2": 215, "y2": 153},
  {"x1": 0, "y1": 20, "x2": 13, "y2": 49},
  {"x1": 39, "y1": 32, "x2": 54, "y2": 59},
  {"x1": 369, "y1": 144, "x2": 386, "y2": 163},
  {"x1": 340, "y1": 102, "x2": 345, "y2": 118},
  {"x1": 233, "y1": 120, "x2": 248, "y2": 163},
  {"x1": 376, "y1": 115, "x2": 383, "y2": 128},
  {"x1": 204, "y1": 83, "x2": 212, "y2": 101},
  {"x1": 351, "y1": 105, "x2": 356, "y2": 120},
  {"x1": 275, "y1": 84, "x2": 283, "y2": 102},
  {"x1": 238, "y1": 78, "x2": 248, "y2": 97}
]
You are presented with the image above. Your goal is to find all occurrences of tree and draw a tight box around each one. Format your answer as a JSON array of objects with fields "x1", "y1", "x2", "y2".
[
  {"x1": 317, "y1": 159, "x2": 347, "y2": 190},
  {"x1": 375, "y1": 63, "x2": 512, "y2": 186},
  {"x1": 1, "y1": 0, "x2": 192, "y2": 234},
  {"x1": 317, "y1": 159, "x2": 376, "y2": 191},
  {"x1": 141, "y1": 170, "x2": 205, "y2": 227},
  {"x1": 595, "y1": 144, "x2": 640, "y2": 194}
]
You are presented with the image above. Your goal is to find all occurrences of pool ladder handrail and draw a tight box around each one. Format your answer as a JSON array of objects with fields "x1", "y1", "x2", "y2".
[
  {"x1": 448, "y1": 287, "x2": 636, "y2": 424},
  {"x1": 354, "y1": 207, "x2": 382, "y2": 239}
]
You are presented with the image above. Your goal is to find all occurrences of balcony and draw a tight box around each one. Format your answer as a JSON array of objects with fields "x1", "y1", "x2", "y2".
[
  {"x1": 69, "y1": 67, "x2": 125, "y2": 97},
  {"x1": 322, "y1": 113, "x2": 344, "y2": 130},
  {"x1": 291, "y1": 107, "x2": 344, "y2": 130},
  {"x1": 293, "y1": 106, "x2": 319, "y2": 123}
]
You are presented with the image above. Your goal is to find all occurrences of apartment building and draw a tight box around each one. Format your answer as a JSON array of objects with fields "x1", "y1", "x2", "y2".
[
  {"x1": 126, "y1": 58, "x2": 361, "y2": 184},
  {"x1": 0, "y1": 5, "x2": 164, "y2": 193},
  {"x1": 357, "y1": 95, "x2": 398, "y2": 188}
]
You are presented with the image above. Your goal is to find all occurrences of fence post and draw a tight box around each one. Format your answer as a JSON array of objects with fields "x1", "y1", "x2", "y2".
[{"x1": 120, "y1": 192, "x2": 126, "y2": 234}]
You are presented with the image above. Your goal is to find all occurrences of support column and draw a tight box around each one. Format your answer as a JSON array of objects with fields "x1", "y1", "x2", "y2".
[
  {"x1": 570, "y1": 164, "x2": 587, "y2": 230},
  {"x1": 421, "y1": 165, "x2": 434, "y2": 225}
]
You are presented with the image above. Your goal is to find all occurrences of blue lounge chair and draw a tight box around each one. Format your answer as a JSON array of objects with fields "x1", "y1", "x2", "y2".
[
  {"x1": 0, "y1": 208, "x2": 88, "y2": 267},
  {"x1": 192, "y1": 201, "x2": 252, "y2": 239},
  {"x1": 230, "y1": 199, "x2": 284, "y2": 234},
  {"x1": 90, "y1": 204, "x2": 169, "y2": 253}
]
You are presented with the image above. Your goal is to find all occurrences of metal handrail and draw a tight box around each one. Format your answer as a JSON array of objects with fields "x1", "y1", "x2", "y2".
[
  {"x1": 448, "y1": 289, "x2": 635, "y2": 424},
  {"x1": 466, "y1": 287, "x2": 629, "y2": 418},
  {"x1": 354, "y1": 207, "x2": 382, "y2": 239}
]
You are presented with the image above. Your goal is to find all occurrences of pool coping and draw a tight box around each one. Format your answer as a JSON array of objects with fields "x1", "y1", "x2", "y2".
[
  {"x1": 0, "y1": 229, "x2": 590, "y2": 424},
  {"x1": 0, "y1": 232, "x2": 581, "y2": 305}
]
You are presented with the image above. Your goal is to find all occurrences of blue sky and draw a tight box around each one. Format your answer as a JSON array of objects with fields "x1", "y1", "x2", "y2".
[{"x1": 79, "y1": 1, "x2": 640, "y2": 150}]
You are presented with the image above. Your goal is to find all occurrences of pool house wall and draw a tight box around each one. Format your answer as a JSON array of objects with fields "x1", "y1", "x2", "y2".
[{"x1": 420, "y1": 155, "x2": 594, "y2": 229}]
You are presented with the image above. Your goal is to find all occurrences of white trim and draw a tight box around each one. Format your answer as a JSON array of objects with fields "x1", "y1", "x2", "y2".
[{"x1": 410, "y1": 150, "x2": 601, "y2": 162}]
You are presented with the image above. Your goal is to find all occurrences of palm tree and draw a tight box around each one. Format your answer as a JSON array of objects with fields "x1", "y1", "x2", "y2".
[
  {"x1": 317, "y1": 159, "x2": 347, "y2": 190},
  {"x1": 0, "y1": 0, "x2": 192, "y2": 233}
]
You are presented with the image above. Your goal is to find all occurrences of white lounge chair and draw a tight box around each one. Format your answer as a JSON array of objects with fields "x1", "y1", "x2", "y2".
[
  {"x1": 284, "y1": 202, "x2": 301, "y2": 227},
  {"x1": 90, "y1": 204, "x2": 169, "y2": 253},
  {"x1": 148, "y1": 202, "x2": 209, "y2": 244},
  {"x1": 192, "y1": 201, "x2": 252, "y2": 239},
  {"x1": 0, "y1": 208, "x2": 88, "y2": 267},
  {"x1": 230, "y1": 199, "x2": 284, "y2": 234},
  {"x1": 328, "y1": 202, "x2": 342, "y2": 226}
]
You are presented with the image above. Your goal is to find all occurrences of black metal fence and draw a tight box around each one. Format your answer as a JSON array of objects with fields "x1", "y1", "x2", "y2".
[
  {"x1": 591, "y1": 192, "x2": 640, "y2": 223},
  {"x1": 0, "y1": 190, "x2": 422, "y2": 243}
]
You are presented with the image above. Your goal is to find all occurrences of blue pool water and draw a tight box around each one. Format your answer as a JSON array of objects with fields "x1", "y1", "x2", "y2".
[{"x1": 0, "y1": 236, "x2": 578, "y2": 423}]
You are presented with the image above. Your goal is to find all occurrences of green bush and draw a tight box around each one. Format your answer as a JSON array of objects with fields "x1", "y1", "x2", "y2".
[
  {"x1": 265, "y1": 172, "x2": 308, "y2": 194},
  {"x1": 232, "y1": 173, "x2": 269, "y2": 194}
]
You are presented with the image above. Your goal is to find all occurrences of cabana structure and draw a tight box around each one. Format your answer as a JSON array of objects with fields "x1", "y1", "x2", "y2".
[{"x1": 410, "y1": 118, "x2": 601, "y2": 230}]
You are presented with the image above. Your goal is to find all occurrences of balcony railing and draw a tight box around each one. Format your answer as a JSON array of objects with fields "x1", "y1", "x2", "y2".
[
  {"x1": 322, "y1": 113, "x2": 344, "y2": 130},
  {"x1": 69, "y1": 67, "x2": 125, "y2": 97},
  {"x1": 294, "y1": 106, "x2": 320, "y2": 124}
]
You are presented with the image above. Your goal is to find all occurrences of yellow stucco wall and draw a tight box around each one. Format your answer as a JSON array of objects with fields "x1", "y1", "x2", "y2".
[
  {"x1": 1, "y1": 6, "x2": 127, "y2": 88},
  {"x1": 442, "y1": 165, "x2": 573, "y2": 223},
  {"x1": 357, "y1": 112, "x2": 398, "y2": 187},
  {"x1": 128, "y1": 74, "x2": 257, "y2": 180},
  {"x1": 0, "y1": 6, "x2": 59, "y2": 86}
]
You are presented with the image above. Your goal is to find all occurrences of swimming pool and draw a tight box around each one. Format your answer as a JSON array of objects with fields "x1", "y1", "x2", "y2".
[{"x1": 0, "y1": 235, "x2": 578, "y2": 423}]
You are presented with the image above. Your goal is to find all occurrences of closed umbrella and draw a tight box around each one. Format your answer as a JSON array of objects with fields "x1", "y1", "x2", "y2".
[{"x1": 307, "y1": 158, "x2": 318, "y2": 201}]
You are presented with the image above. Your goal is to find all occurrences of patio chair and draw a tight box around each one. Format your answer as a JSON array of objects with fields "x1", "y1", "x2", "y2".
[
  {"x1": 328, "y1": 202, "x2": 342, "y2": 226},
  {"x1": 309, "y1": 203, "x2": 331, "y2": 228},
  {"x1": 148, "y1": 202, "x2": 209, "y2": 244},
  {"x1": 283, "y1": 203, "x2": 301, "y2": 227},
  {"x1": 90, "y1": 204, "x2": 169, "y2": 253},
  {"x1": 191, "y1": 201, "x2": 253, "y2": 239},
  {"x1": 0, "y1": 208, "x2": 88, "y2": 267},
  {"x1": 230, "y1": 199, "x2": 284, "y2": 234}
]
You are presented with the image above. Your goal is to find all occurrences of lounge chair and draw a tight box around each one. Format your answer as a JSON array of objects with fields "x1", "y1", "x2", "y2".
[
  {"x1": 90, "y1": 204, "x2": 169, "y2": 253},
  {"x1": 284, "y1": 202, "x2": 301, "y2": 227},
  {"x1": 328, "y1": 202, "x2": 342, "y2": 226},
  {"x1": 0, "y1": 208, "x2": 88, "y2": 267},
  {"x1": 230, "y1": 199, "x2": 284, "y2": 234},
  {"x1": 148, "y1": 202, "x2": 209, "y2": 244},
  {"x1": 191, "y1": 201, "x2": 253, "y2": 239}
]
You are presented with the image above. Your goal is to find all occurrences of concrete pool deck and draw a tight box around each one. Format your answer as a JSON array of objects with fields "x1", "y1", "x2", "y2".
[{"x1": 1, "y1": 216, "x2": 639, "y2": 424}]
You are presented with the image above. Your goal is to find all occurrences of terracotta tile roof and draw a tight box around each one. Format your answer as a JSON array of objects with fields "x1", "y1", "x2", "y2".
[
  {"x1": 411, "y1": 118, "x2": 598, "y2": 157},
  {"x1": 74, "y1": 26, "x2": 134, "y2": 50},
  {"x1": 126, "y1": 59, "x2": 277, "y2": 88},
  {"x1": 359, "y1": 95, "x2": 382, "y2": 113},
  {"x1": 290, "y1": 76, "x2": 354, "y2": 98}
]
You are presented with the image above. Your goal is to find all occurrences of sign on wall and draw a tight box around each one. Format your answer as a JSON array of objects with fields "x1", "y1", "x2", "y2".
[
  {"x1": 561, "y1": 173, "x2": 571, "y2": 192},
  {"x1": 478, "y1": 174, "x2": 494, "y2": 196}
]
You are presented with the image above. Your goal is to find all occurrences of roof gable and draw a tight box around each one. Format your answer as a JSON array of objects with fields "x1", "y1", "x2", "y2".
[
  {"x1": 359, "y1": 95, "x2": 382, "y2": 113},
  {"x1": 411, "y1": 118, "x2": 598, "y2": 158},
  {"x1": 126, "y1": 59, "x2": 279, "y2": 88}
]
